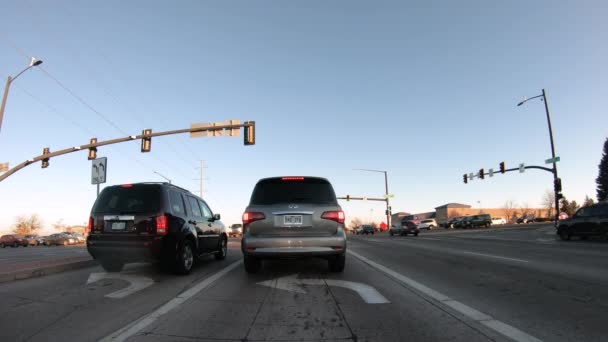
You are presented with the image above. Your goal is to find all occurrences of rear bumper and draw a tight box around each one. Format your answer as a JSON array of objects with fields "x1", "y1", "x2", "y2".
[
  {"x1": 241, "y1": 232, "x2": 346, "y2": 258},
  {"x1": 86, "y1": 236, "x2": 165, "y2": 262}
]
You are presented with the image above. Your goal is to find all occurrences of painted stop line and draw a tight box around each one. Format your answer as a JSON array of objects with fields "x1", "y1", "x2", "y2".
[{"x1": 257, "y1": 274, "x2": 389, "y2": 304}]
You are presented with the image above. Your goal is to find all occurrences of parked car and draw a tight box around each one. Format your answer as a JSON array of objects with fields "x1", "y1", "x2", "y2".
[
  {"x1": 87, "y1": 182, "x2": 227, "y2": 273},
  {"x1": 228, "y1": 224, "x2": 243, "y2": 238},
  {"x1": 63, "y1": 232, "x2": 85, "y2": 244},
  {"x1": 517, "y1": 215, "x2": 535, "y2": 224},
  {"x1": 454, "y1": 216, "x2": 471, "y2": 229},
  {"x1": 418, "y1": 219, "x2": 437, "y2": 230},
  {"x1": 23, "y1": 234, "x2": 40, "y2": 246},
  {"x1": 241, "y1": 176, "x2": 346, "y2": 273},
  {"x1": 0, "y1": 234, "x2": 27, "y2": 248},
  {"x1": 557, "y1": 202, "x2": 608, "y2": 241},
  {"x1": 466, "y1": 214, "x2": 492, "y2": 228},
  {"x1": 445, "y1": 217, "x2": 463, "y2": 229},
  {"x1": 45, "y1": 233, "x2": 77, "y2": 246},
  {"x1": 491, "y1": 217, "x2": 506, "y2": 225}
]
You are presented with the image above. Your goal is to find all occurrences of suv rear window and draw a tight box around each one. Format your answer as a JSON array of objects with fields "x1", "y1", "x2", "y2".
[
  {"x1": 93, "y1": 185, "x2": 161, "y2": 213},
  {"x1": 250, "y1": 177, "x2": 337, "y2": 205}
]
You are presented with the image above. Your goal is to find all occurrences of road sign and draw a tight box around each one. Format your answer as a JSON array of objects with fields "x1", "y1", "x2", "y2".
[
  {"x1": 190, "y1": 123, "x2": 210, "y2": 138},
  {"x1": 469, "y1": 172, "x2": 475, "y2": 180},
  {"x1": 545, "y1": 156, "x2": 560, "y2": 164},
  {"x1": 0, "y1": 162, "x2": 8, "y2": 172},
  {"x1": 257, "y1": 274, "x2": 389, "y2": 304},
  {"x1": 519, "y1": 163, "x2": 525, "y2": 173},
  {"x1": 383, "y1": 194, "x2": 395, "y2": 199},
  {"x1": 489, "y1": 168, "x2": 494, "y2": 177},
  {"x1": 92, "y1": 157, "x2": 107, "y2": 184}
]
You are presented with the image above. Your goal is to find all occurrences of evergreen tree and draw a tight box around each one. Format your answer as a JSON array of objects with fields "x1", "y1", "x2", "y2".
[{"x1": 597, "y1": 137, "x2": 608, "y2": 201}]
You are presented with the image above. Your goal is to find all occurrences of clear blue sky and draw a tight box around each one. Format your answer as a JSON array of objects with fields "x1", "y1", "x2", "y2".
[{"x1": 1, "y1": 0, "x2": 606, "y2": 233}]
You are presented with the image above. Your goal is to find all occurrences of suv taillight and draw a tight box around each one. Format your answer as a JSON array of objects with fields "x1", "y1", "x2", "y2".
[
  {"x1": 87, "y1": 217, "x2": 94, "y2": 233},
  {"x1": 155, "y1": 215, "x2": 168, "y2": 235},
  {"x1": 321, "y1": 210, "x2": 345, "y2": 224},
  {"x1": 243, "y1": 212, "x2": 265, "y2": 225}
]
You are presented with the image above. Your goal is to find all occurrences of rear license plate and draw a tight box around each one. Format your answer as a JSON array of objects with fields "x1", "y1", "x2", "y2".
[
  {"x1": 111, "y1": 222, "x2": 127, "y2": 231},
  {"x1": 284, "y1": 215, "x2": 303, "y2": 225}
]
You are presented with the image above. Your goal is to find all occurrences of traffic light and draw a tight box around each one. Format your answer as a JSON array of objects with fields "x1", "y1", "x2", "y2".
[
  {"x1": 244, "y1": 121, "x2": 255, "y2": 145},
  {"x1": 554, "y1": 178, "x2": 562, "y2": 192},
  {"x1": 499, "y1": 162, "x2": 505, "y2": 174},
  {"x1": 41, "y1": 147, "x2": 50, "y2": 168},
  {"x1": 463, "y1": 174, "x2": 468, "y2": 184},
  {"x1": 346, "y1": 195, "x2": 350, "y2": 201},
  {"x1": 141, "y1": 129, "x2": 152, "y2": 152},
  {"x1": 479, "y1": 168, "x2": 484, "y2": 180},
  {"x1": 88, "y1": 138, "x2": 97, "y2": 160}
]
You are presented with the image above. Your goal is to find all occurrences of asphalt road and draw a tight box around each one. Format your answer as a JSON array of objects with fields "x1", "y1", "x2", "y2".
[
  {"x1": 1, "y1": 226, "x2": 607, "y2": 342},
  {"x1": 0, "y1": 244, "x2": 89, "y2": 274}
]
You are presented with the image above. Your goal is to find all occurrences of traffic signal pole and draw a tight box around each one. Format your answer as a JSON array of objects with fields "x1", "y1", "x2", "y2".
[{"x1": 0, "y1": 121, "x2": 255, "y2": 183}]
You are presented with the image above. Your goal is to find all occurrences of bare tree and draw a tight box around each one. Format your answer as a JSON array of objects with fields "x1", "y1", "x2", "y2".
[
  {"x1": 12, "y1": 214, "x2": 43, "y2": 235},
  {"x1": 52, "y1": 219, "x2": 66, "y2": 232},
  {"x1": 503, "y1": 200, "x2": 518, "y2": 223},
  {"x1": 583, "y1": 195, "x2": 595, "y2": 207},
  {"x1": 542, "y1": 190, "x2": 554, "y2": 218},
  {"x1": 349, "y1": 217, "x2": 363, "y2": 231},
  {"x1": 520, "y1": 202, "x2": 530, "y2": 217}
]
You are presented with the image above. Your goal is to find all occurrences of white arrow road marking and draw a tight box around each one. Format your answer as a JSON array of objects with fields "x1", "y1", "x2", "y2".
[
  {"x1": 257, "y1": 274, "x2": 389, "y2": 304},
  {"x1": 87, "y1": 272, "x2": 154, "y2": 299}
]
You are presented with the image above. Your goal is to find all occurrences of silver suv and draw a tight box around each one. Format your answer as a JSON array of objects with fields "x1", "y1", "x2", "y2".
[{"x1": 241, "y1": 176, "x2": 347, "y2": 273}]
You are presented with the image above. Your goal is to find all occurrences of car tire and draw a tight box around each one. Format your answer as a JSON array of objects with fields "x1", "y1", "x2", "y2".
[
  {"x1": 63, "y1": 240, "x2": 68, "y2": 246},
  {"x1": 429, "y1": 226, "x2": 434, "y2": 230},
  {"x1": 0, "y1": 243, "x2": 4, "y2": 248},
  {"x1": 559, "y1": 229, "x2": 571, "y2": 241},
  {"x1": 389, "y1": 231, "x2": 394, "y2": 236},
  {"x1": 414, "y1": 232, "x2": 419, "y2": 236},
  {"x1": 174, "y1": 239, "x2": 195, "y2": 275},
  {"x1": 244, "y1": 255, "x2": 262, "y2": 274},
  {"x1": 101, "y1": 260, "x2": 124, "y2": 272},
  {"x1": 215, "y1": 236, "x2": 228, "y2": 260},
  {"x1": 328, "y1": 254, "x2": 346, "y2": 272}
]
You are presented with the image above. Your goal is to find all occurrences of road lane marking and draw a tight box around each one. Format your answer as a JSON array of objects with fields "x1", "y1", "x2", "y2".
[
  {"x1": 462, "y1": 251, "x2": 529, "y2": 263},
  {"x1": 257, "y1": 274, "x2": 389, "y2": 304},
  {"x1": 100, "y1": 260, "x2": 241, "y2": 342},
  {"x1": 348, "y1": 250, "x2": 542, "y2": 342},
  {"x1": 87, "y1": 272, "x2": 154, "y2": 299}
]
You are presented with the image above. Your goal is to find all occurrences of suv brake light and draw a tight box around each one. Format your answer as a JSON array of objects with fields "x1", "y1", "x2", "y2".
[
  {"x1": 243, "y1": 212, "x2": 265, "y2": 225},
  {"x1": 321, "y1": 210, "x2": 345, "y2": 224},
  {"x1": 281, "y1": 177, "x2": 304, "y2": 181},
  {"x1": 87, "y1": 217, "x2": 94, "y2": 233},
  {"x1": 155, "y1": 215, "x2": 168, "y2": 235},
  {"x1": 120, "y1": 184, "x2": 133, "y2": 188}
]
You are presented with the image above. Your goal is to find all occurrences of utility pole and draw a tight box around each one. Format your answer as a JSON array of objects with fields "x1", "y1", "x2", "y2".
[{"x1": 195, "y1": 160, "x2": 208, "y2": 197}]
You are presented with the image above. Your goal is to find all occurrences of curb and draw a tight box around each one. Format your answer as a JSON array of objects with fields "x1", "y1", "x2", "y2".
[{"x1": 0, "y1": 259, "x2": 99, "y2": 284}]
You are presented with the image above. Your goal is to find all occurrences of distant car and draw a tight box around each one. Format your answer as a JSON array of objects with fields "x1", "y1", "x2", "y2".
[
  {"x1": 557, "y1": 202, "x2": 608, "y2": 241},
  {"x1": 0, "y1": 234, "x2": 27, "y2": 248},
  {"x1": 63, "y1": 232, "x2": 85, "y2": 244},
  {"x1": 400, "y1": 220, "x2": 420, "y2": 236},
  {"x1": 23, "y1": 235, "x2": 40, "y2": 246},
  {"x1": 241, "y1": 176, "x2": 346, "y2": 273},
  {"x1": 87, "y1": 182, "x2": 227, "y2": 273},
  {"x1": 517, "y1": 215, "x2": 535, "y2": 224},
  {"x1": 359, "y1": 225, "x2": 375, "y2": 235},
  {"x1": 445, "y1": 217, "x2": 463, "y2": 229},
  {"x1": 454, "y1": 216, "x2": 471, "y2": 229},
  {"x1": 466, "y1": 214, "x2": 492, "y2": 228},
  {"x1": 44, "y1": 233, "x2": 72, "y2": 246},
  {"x1": 228, "y1": 224, "x2": 243, "y2": 238},
  {"x1": 491, "y1": 217, "x2": 506, "y2": 225},
  {"x1": 418, "y1": 219, "x2": 437, "y2": 230}
]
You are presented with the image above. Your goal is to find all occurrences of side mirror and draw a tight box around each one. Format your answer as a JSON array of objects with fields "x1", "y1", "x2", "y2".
[{"x1": 213, "y1": 213, "x2": 221, "y2": 221}]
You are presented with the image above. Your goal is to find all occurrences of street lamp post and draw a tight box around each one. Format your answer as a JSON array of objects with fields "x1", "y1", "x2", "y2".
[
  {"x1": 0, "y1": 57, "x2": 43, "y2": 134},
  {"x1": 354, "y1": 168, "x2": 391, "y2": 229},
  {"x1": 517, "y1": 89, "x2": 559, "y2": 224}
]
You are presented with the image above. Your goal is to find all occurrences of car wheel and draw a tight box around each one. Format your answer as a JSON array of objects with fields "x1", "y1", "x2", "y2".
[
  {"x1": 101, "y1": 260, "x2": 124, "y2": 272},
  {"x1": 389, "y1": 231, "x2": 394, "y2": 236},
  {"x1": 244, "y1": 255, "x2": 262, "y2": 273},
  {"x1": 414, "y1": 232, "x2": 419, "y2": 236},
  {"x1": 0, "y1": 243, "x2": 4, "y2": 248},
  {"x1": 63, "y1": 240, "x2": 68, "y2": 246},
  {"x1": 559, "y1": 229, "x2": 571, "y2": 241},
  {"x1": 429, "y1": 226, "x2": 434, "y2": 230},
  {"x1": 371, "y1": 231, "x2": 374, "y2": 235},
  {"x1": 174, "y1": 239, "x2": 195, "y2": 275},
  {"x1": 215, "y1": 236, "x2": 228, "y2": 260},
  {"x1": 328, "y1": 254, "x2": 346, "y2": 272}
]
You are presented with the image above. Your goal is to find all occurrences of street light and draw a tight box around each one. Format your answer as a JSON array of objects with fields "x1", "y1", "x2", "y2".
[
  {"x1": 0, "y1": 57, "x2": 44, "y2": 134},
  {"x1": 517, "y1": 89, "x2": 560, "y2": 224},
  {"x1": 354, "y1": 168, "x2": 391, "y2": 229}
]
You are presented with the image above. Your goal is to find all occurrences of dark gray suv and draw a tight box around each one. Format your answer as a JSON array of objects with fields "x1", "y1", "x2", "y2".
[
  {"x1": 241, "y1": 176, "x2": 347, "y2": 273},
  {"x1": 87, "y1": 182, "x2": 228, "y2": 274}
]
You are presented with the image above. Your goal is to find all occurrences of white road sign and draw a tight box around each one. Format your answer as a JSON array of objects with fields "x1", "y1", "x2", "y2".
[{"x1": 92, "y1": 157, "x2": 107, "y2": 184}]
